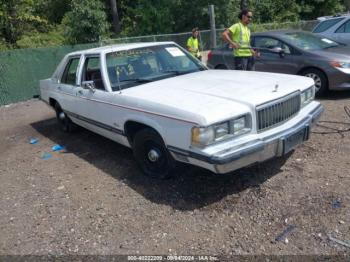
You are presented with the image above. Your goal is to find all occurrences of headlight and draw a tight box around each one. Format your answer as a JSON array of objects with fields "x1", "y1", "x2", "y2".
[
  {"x1": 191, "y1": 115, "x2": 251, "y2": 147},
  {"x1": 301, "y1": 86, "x2": 314, "y2": 107},
  {"x1": 330, "y1": 61, "x2": 350, "y2": 74}
]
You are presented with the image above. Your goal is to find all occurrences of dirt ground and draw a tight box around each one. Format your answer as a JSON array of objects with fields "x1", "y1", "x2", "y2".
[{"x1": 0, "y1": 93, "x2": 350, "y2": 257}]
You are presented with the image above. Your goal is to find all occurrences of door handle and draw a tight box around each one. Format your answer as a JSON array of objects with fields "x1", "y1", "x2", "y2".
[
  {"x1": 77, "y1": 90, "x2": 83, "y2": 95},
  {"x1": 57, "y1": 86, "x2": 62, "y2": 90}
]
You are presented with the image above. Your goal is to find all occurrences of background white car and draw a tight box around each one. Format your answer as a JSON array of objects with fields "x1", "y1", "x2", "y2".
[
  {"x1": 40, "y1": 42, "x2": 323, "y2": 179},
  {"x1": 313, "y1": 14, "x2": 350, "y2": 44}
]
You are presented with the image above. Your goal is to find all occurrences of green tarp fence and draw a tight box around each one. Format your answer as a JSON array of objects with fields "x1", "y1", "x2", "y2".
[{"x1": 0, "y1": 43, "x2": 98, "y2": 106}]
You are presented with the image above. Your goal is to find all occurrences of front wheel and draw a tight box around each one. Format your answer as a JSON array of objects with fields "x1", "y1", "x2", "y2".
[
  {"x1": 132, "y1": 128, "x2": 175, "y2": 179},
  {"x1": 302, "y1": 68, "x2": 328, "y2": 96}
]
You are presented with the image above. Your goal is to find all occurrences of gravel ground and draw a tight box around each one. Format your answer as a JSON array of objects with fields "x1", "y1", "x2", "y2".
[{"x1": 0, "y1": 93, "x2": 350, "y2": 257}]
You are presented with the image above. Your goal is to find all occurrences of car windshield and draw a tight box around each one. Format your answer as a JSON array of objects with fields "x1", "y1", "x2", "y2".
[
  {"x1": 106, "y1": 44, "x2": 206, "y2": 91},
  {"x1": 282, "y1": 32, "x2": 339, "y2": 50}
]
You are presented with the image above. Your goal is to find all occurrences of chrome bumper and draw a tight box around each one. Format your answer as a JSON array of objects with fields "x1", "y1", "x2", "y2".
[{"x1": 169, "y1": 103, "x2": 324, "y2": 174}]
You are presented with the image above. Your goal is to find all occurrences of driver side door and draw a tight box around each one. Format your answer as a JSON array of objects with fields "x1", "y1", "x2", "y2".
[{"x1": 253, "y1": 36, "x2": 299, "y2": 74}]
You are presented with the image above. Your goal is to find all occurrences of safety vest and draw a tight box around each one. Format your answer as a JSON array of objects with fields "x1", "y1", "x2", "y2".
[
  {"x1": 187, "y1": 37, "x2": 200, "y2": 58},
  {"x1": 228, "y1": 22, "x2": 252, "y2": 57}
]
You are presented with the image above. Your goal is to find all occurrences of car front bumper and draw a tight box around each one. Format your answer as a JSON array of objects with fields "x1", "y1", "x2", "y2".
[{"x1": 169, "y1": 102, "x2": 324, "y2": 174}]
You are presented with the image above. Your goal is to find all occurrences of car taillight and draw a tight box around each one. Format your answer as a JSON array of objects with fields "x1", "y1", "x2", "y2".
[{"x1": 207, "y1": 51, "x2": 212, "y2": 61}]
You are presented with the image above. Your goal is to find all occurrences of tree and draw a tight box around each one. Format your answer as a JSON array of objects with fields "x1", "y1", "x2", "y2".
[
  {"x1": 62, "y1": 0, "x2": 109, "y2": 44},
  {"x1": 0, "y1": 0, "x2": 48, "y2": 46},
  {"x1": 110, "y1": 0, "x2": 121, "y2": 34},
  {"x1": 296, "y1": 0, "x2": 345, "y2": 20}
]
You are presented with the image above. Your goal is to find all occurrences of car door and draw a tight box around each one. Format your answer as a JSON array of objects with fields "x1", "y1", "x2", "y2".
[
  {"x1": 253, "y1": 36, "x2": 298, "y2": 74},
  {"x1": 57, "y1": 56, "x2": 82, "y2": 114},
  {"x1": 333, "y1": 19, "x2": 350, "y2": 45},
  {"x1": 74, "y1": 55, "x2": 126, "y2": 139}
]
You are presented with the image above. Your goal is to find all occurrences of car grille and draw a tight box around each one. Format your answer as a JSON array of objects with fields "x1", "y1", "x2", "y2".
[{"x1": 256, "y1": 92, "x2": 301, "y2": 132}]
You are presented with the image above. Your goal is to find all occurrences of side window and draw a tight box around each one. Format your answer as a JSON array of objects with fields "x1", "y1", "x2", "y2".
[
  {"x1": 254, "y1": 37, "x2": 291, "y2": 54},
  {"x1": 61, "y1": 58, "x2": 80, "y2": 85},
  {"x1": 313, "y1": 18, "x2": 344, "y2": 33},
  {"x1": 336, "y1": 20, "x2": 350, "y2": 33},
  {"x1": 82, "y1": 56, "x2": 105, "y2": 90}
]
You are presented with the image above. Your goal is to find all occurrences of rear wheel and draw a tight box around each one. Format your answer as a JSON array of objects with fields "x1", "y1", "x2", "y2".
[
  {"x1": 301, "y1": 68, "x2": 328, "y2": 96},
  {"x1": 133, "y1": 128, "x2": 175, "y2": 179},
  {"x1": 54, "y1": 103, "x2": 76, "y2": 132}
]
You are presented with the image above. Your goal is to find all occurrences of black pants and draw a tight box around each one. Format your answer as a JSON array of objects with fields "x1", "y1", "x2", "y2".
[{"x1": 234, "y1": 56, "x2": 255, "y2": 71}]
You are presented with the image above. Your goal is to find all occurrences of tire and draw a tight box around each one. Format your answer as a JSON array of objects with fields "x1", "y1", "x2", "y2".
[
  {"x1": 301, "y1": 68, "x2": 328, "y2": 96},
  {"x1": 133, "y1": 128, "x2": 175, "y2": 179},
  {"x1": 54, "y1": 103, "x2": 76, "y2": 132},
  {"x1": 215, "y1": 64, "x2": 228, "y2": 70}
]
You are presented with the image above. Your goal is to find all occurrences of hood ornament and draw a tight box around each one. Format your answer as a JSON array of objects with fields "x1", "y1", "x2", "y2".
[{"x1": 273, "y1": 84, "x2": 279, "y2": 92}]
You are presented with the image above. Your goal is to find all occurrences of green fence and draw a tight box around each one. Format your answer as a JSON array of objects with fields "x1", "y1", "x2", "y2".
[{"x1": 0, "y1": 20, "x2": 317, "y2": 106}]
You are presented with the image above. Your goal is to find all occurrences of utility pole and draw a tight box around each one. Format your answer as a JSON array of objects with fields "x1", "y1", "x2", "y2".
[
  {"x1": 110, "y1": 0, "x2": 121, "y2": 34},
  {"x1": 345, "y1": 0, "x2": 350, "y2": 12},
  {"x1": 240, "y1": 0, "x2": 248, "y2": 10},
  {"x1": 208, "y1": 5, "x2": 216, "y2": 49}
]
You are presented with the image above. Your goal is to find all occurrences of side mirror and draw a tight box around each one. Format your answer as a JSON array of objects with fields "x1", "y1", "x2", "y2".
[{"x1": 82, "y1": 80, "x2": 96, "y2": 92}]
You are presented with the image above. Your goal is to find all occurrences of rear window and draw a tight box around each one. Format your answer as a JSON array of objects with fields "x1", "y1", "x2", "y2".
[{"x1": 313, "y1": 18, "x2": 344, "y2": 33}]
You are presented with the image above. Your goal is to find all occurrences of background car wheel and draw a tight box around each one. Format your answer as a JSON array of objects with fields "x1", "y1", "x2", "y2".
[
  {"x1": 133, "y1": 128, "x2": 175, "y2": 179},
  {"x1": 302, "y1": 68, "x2": 328, "y2": 96},
  {"x1": 54, "y1": 103, "x2": 76, "y2": 132},
  {"x1": 215, "y1": 64, "x2": 227, "y2": 70}
]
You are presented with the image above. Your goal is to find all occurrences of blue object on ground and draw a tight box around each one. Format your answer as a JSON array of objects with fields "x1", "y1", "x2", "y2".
[
  {"x1": 29, "y1": 138, "x2": 38, "y2": 144},
  {"x1": 332, "y1": 200, "x2": 341, "y2": 209},
  {"x1": 52, "y1": 144, "x2": 65, "y2": 151},
  {"x1": 275, "y1": 225, "x2": 296, "y2": 242},
  {"x1": 41, "y1": 152, "x2": 52, "y2": 160}
]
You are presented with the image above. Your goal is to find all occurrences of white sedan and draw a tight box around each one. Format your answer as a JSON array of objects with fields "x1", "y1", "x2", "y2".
[{"x1": 40, "y1": 42, "x2": 323, "y2": 179}]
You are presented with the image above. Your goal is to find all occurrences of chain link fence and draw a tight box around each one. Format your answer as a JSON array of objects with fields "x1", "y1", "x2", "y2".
[{"x1": 0, "y1": 20, "x2": 318, "y2": 106}]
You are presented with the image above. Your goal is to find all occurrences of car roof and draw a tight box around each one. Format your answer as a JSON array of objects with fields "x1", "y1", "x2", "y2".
[
  {"x1": 317, "y1": 13, "x2": 350, "y2": 21},
  {"x1": 67, "y1": 41, "x2": 176, "y2": 56}
]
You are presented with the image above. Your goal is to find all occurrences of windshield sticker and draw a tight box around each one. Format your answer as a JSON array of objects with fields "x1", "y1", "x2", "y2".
[
  {"x1": 321, "y1": 38, "x2": 334, "y2": 44},
  {"x1": 165, "y1": 47, "x2": 185, "y2": 57}
]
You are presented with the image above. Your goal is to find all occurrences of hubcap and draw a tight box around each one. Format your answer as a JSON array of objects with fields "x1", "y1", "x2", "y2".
[
  {"x1": 148, "y1": 149, "x2": 160, "y2": 162},
  {"x1": 305, "y1": 73, "x2": 321, "y2": 92},
  {"x1": 59, "y1": 112, "x2": 66, "y2": 120}
]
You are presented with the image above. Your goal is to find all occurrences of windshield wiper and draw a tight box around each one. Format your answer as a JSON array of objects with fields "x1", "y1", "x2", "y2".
[
  {"x1": 323, "y1": 45, "x2": 338, "y2": 49},
  {"x1": 162, "y1": 68, "x2": 204, "y2": 76},
  {"x1": 119, "y1": 78, "x2": 154, "y2": 83}
]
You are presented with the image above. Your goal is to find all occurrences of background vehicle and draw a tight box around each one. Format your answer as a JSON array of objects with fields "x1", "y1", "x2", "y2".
[
  {"x1": 312, "y1": 14, "x2": 350, "y2": 45},
  {"x1": 207, "y1": 30, "x2": 350, "y2": 95}
]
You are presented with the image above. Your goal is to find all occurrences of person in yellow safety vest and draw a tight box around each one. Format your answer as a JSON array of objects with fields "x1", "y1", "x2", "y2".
[
  {"x1": 222, "y1": 9, "x2": 259, "y2": 71},
  {"x1": 187, "y1": 27, "x2": 202, "y2": 60}
]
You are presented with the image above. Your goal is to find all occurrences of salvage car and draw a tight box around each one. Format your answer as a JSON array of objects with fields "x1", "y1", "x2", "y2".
[
  {"x1": 207, "y1": 30, "x2": 350, "y2": 96},
  {"x1": 40, "y1": 42, "x2": 323, "y2": 179}
]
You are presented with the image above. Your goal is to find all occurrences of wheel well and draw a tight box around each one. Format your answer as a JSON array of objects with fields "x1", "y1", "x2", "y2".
[
  {"x1": 215, "y1": 64, "x2": 227, "y2": 69},
  {"x1": 124, "y1": 121, "x2": 157, "y2": 145},
  {"x1": 297, "y1": 66, "x2": 326, "y2": 77},
  {"x1": 49, "y1": 98, "x2": 57, "y2": 108}
]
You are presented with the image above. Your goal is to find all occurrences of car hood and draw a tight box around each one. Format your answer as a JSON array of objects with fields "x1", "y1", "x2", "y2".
[
  {"x1": 122, "y1": 70, "x2": 313, "y2": 125},
  {"x1": 308, "y1": 46, "x2": 350, "y2": 61}
]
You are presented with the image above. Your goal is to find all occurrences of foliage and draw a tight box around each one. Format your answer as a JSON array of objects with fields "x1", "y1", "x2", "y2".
[
  {"x1": 61, "y1": 0, "x2": 109, "y2": 44},
  {"x1": 0, "y1": 0, "x2": 348, "y2": 50},
  {"x1": 16, "y1": 26, "x2": 65, "y2": 48}
]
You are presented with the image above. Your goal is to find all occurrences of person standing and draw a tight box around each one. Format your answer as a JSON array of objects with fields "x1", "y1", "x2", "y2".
[
  {"x1": 187, "y1": 27, "x2": 202, "y2": 60},
  {"x1": 222, "y1": 9, "x2": 258, "y2": 70}
]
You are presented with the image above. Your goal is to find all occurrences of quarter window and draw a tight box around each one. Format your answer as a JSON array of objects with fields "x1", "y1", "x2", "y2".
[{"x1": 61, "y1": 58, "x2": 80, "y2": 85}]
